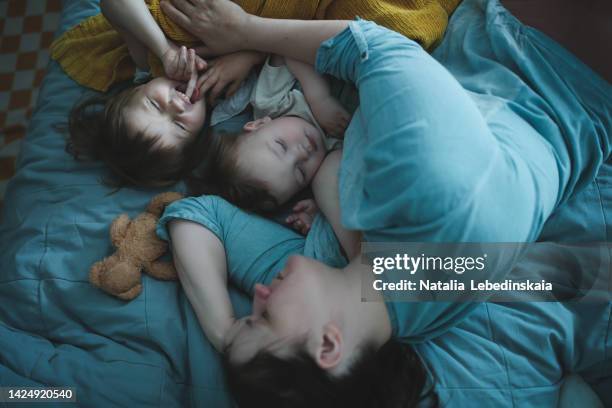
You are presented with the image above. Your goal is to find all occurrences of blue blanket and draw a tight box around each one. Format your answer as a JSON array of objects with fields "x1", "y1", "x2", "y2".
[{"x1": 0, "y1": 0, "x2": 610, "y2": 407}]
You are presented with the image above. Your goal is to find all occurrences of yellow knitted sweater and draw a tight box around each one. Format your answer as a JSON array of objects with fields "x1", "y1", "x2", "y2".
[{"x1": 51, "y1": 0, "x2": 461, "y2": 92}]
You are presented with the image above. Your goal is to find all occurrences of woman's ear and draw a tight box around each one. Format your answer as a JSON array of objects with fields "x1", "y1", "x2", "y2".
[
  {"x1": 243, "y1": 116, "x2": 271, "y2": 132},
  {"x1": 315, "y1": 323, "x2": 343, "y2": 371}
]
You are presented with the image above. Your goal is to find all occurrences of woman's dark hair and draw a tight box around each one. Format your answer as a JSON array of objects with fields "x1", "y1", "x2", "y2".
[
  {"x1": 223, "y1": 338, "x2": 437, "y2": 408},
  {"x1": 66, "y1": 81, "x2": 208, "y2": 188},
  {"x1": 186, "y1": 130, "x2": 279, "y2": 212}
]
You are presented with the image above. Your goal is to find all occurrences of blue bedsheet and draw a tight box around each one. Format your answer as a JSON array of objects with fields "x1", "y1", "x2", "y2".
[
  {"x1": 0, "y1": 0, "x2": 610, "y2": 407},
  {"x1": 0, "y1": 1, "x2": 251, "y2": 406}
]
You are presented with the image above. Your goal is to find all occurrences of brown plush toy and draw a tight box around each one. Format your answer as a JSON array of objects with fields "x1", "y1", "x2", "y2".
[{"x1": 90, "y1": 192, "x2": 184, "y2": 300}]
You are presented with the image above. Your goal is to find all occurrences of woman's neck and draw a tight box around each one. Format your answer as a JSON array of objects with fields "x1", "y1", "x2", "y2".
[{"x1": 338, "y1": 259, "x2": 393, "y2": 348}]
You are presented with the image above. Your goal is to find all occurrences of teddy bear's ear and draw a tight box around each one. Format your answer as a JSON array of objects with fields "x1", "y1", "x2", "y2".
[
  {"x1": 110, "y1": 214, "x2": 131, "y2": 248},
  {"x1": 147, "y1": 192, "x2": 184, "y2": 217}
]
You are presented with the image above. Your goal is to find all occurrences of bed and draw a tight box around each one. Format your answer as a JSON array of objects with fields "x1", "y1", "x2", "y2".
[{"x1": 0, "y1": 0, "x2": 610, "y2": 407}]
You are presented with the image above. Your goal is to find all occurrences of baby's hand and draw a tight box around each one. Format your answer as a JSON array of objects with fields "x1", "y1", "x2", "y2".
[
  {"x1": 161, "y1": 43, "x2": 206, "y2": 82},
  {"x1": 310, "y1": 95, "x2": 351, "y2": 138},
  {"x1": 285, "y1": 199, "x2": 318, "y2": 236}
]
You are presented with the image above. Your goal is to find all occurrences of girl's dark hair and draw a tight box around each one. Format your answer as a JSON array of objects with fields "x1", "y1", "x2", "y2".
[
  {"x1": 223, "y1": 338, "x2": 437, "y2": 408},
  {"x1": 66, "y1": 81, "x2": 208, "y2": 188},
  {"x1": 186, "y1": 130, "x2": 279, "y2": 212}
]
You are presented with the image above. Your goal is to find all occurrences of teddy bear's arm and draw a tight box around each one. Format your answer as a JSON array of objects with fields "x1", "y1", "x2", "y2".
[
  {"x1": 147, "y1": 192, "x2": 184, "y2": 217},
  {"x1": 110, "y1": 214, "x2": 131, "y2": 248}
]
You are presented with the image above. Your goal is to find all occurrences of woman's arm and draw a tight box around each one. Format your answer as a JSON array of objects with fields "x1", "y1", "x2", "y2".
[
  {"x1": 312, "y1": 150, "x2": 361, "y2": 259},
  {"x1": 168, "y1": 219, "x2": 235, "y2": 352},
  {"x1": 161, "y1": 0, "x2": 348, "y2": 65}
]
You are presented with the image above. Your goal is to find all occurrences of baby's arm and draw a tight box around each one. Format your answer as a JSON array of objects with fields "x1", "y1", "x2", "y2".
[
  {"x1": 312, "y1": 149, "x2": 361, "y2": 259},
  {"x1": 168, "y1": 219, "x2": 236, "y2": 352},
  {"x1": 284, "y1": 58, "x2": 351, "y2": 137},
  {"x1": 101, "y1": 0, "x2": 204, "y2": 82}
]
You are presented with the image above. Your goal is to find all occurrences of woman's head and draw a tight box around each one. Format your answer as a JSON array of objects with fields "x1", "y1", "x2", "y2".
[
  {"x1": 67, "y1": 77, "x2": 208, "y2": 188},
  {"x1": 199, "y1": 116, "x2": 326, "y2": 211},
  {"x1": 224, "y1": 340, "x2": 432, "y2": 408},
  {"x1": 221, "y1": 256, "x2": 434, "y2": 407}
]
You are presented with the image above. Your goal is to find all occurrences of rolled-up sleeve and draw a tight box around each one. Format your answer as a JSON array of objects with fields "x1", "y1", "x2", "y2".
[
  {"x1": 158, "y1": 195, "x2": 305, "y2": 294},
  {"x1": 316, "y1": 21, "x2": 542, "y2": 243}
]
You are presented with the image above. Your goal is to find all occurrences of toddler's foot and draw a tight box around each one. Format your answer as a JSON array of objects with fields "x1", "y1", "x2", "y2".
[{"x1": 310, "y1": 95, "x2": 351, "y2": 138}]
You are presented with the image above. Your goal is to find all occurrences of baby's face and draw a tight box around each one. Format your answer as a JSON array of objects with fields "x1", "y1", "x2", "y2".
[
  {"x1": 123, "y1": 77, "x2": 207, "y2": 147},
  {"x1": 236, "y1": 116, "x2": 326, "y2": 205}
]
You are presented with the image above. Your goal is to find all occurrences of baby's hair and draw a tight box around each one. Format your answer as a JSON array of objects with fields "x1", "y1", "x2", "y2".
[
  {"x1": 66, "y1": 81, "x2": 207, "y2": 189},
  {"x1": 187, "y1": 130, "x2": 278, "y2": 212}
]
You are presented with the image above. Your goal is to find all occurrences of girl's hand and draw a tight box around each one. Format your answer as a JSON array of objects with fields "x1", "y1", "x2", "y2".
[
  {"x1": 161, "y1": 43, "x2": 207, "y2": 82},
  {"x1": 285, "y1": 199, "x2": 319, "y2": 236},
  {"x1": 195, "y1": 51, "x2": 265, "y2": 103}
]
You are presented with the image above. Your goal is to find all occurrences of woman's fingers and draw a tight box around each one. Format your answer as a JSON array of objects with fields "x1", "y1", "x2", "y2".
[{"x1": 160, "y1": 0, "x2": 193, "y2": 27}]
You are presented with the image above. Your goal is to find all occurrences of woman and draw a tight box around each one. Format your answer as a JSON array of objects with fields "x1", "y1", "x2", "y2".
[{"x1": 157, "y1": 0, "x2": 611, "y2": 406}]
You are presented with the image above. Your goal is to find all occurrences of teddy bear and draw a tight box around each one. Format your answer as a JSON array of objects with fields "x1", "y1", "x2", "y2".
[{"x1": 89, "y1": 192, "x2": 184, "y2": 300}]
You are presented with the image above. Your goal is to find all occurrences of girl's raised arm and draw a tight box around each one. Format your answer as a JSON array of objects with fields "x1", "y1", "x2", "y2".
[
  {"x1": 101, "y1": 0, "x2": 170, "y2": 65},
  {"x1": 101, "y1": 0, "x2": 205, "y2": 82}
]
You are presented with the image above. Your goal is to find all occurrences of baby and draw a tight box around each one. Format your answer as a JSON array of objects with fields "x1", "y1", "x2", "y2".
[{"x1": 201, "y1": 55, "x2": 359, "y2": 252}]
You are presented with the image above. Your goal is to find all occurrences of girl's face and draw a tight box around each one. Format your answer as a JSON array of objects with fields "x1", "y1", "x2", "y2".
[
  {"x1": 124, "y1": 77, "x2": 207, "y2": 147},
  {"x1": 235, "y1": 116, "x2": 326, "y2": 205}
]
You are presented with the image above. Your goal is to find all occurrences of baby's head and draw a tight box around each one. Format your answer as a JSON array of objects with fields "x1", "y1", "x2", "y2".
[
  {"x1": 68, "y1": 77, "x2": 208, "y2": 187},
  {"x1": 203, "y1": 116, "x2": 326, "y2": 211}
]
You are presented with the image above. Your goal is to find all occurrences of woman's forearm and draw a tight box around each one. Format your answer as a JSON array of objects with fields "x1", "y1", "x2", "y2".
[
  {"x1": 243, "y1": 17, "x2": 349, "y2": 66},
  {"x1": 168, "y1": 220, "x2": 236, "y2": 352},
  {"x1": 161, "y1": 0, "x2": 348, "y2": 65}
]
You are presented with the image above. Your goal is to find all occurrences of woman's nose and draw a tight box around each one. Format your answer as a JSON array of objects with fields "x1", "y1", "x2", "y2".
[{"x1": 252, "y1": 283, "x2": 271, "y2": 320}]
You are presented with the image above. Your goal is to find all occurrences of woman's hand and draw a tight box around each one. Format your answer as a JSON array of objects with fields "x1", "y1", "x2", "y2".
[
  {"x1": 161, "y1": 43, "x2": 206, "y2": 82},
  {"x1": 160, "y1": 0, "x2": 250, "y2": 56},
  {"x1": 196, "y1": 51, "x2": 266, "y2": 103}
]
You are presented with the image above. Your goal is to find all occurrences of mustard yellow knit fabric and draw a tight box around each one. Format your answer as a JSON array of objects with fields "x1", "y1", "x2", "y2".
[{"x1": 51, "y1": 0, "x2": 461, "y2": 92}]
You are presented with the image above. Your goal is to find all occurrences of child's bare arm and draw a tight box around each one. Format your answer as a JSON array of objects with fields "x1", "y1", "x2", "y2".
[
  {"x1": 101, "y1": 0, "x2": 170, "y2": 62},
  {"x1": 101, "y1": 0, "x2": 205, "y2": 82},
  {"x1": 284, "y1": 57, "x2": 351, "y2": 137},
  {"x1": 168, "y1": 219, "x2": 236, "y2": 352},
  {"x1": 312, "y1": 150, "x2": 361, "y2": 259}
]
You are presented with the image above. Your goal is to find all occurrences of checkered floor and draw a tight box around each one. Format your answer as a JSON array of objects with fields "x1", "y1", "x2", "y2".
[{"x1": 0, "y1": 0, "x2": 62, "y2": 213}]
